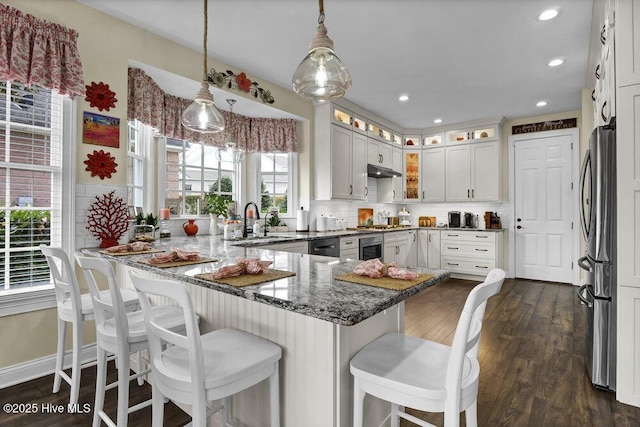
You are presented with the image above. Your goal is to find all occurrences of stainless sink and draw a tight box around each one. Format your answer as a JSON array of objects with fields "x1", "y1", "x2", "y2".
[{"x1": 229, "y1": 234, "x2": 297, "y2": 246}]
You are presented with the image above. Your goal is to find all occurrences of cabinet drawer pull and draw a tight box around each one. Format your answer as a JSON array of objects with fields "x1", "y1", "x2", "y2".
[
  {"x1": 345, "y1": 241, "x2": 353, "y2": 245},
  {"x1": 392, "y1": 190, "x2": 396, "y2": 199},
  {"x1": 475, "y1": 265, "x2": 488, "y2": 269},
  {"x1": 447, "y1": 246, "x2": 459, "y2": 250},
  {"x1": 595, "y1": 64, "x2": 601, "y2": 80},
  {"x1": 591, "y1": 89, "x2": 596, "y2": 101},
  {"x1": 446, "y1": 234, "x2": 459, "y2": 237},
  {"x1": 475, "y1": 235, "x2": 488, "y2": 238},
  {"x1": 467, "y1": 189, "x2": 470, "y2": 198},
  {"x1": 600, "y1": 24, "x2": 606, "y2": 45},
  {"x1": 422, "y1": 190, "x2": 425, "y2": 199},
  {"x1": 471, "y1": 189, "x2": 474, "y2": 198},
  {"x1": 350, "y1": 184, "x2": 353, "y2": 195},
  {"x1": 475, "y1": 249, "x2": 488, "y2": 252},
  {"x1": 601, "y1": 101, "x2": 607, "y2": 123},
  {"x1": 365, "y1": 186, "x2": 369, "y2": 196},
  {"x1": 447, "y1": 262, "x2": 459, "y2": 266}
]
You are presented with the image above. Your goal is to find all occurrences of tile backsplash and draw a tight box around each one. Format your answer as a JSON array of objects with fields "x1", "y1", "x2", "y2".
[{"x1": 306, "y1": 178, "x2": 510, "y2": 231}]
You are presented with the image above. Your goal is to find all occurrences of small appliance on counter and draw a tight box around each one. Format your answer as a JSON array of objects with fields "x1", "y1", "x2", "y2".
[
  {"x1": 463, "y1": 212, "x2": 479, "y2": 228},
  {"x1": 448, "y1": 211, "x2": 461, "y2": 228}
]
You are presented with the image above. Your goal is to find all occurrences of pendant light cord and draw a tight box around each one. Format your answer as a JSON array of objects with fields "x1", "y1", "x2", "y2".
[
  {"x1": 203, "y1": 0, "x2": 208, "y2": 77},
  {"x1": 318, "y1": 0, "x2": 325, "y2": 24}
]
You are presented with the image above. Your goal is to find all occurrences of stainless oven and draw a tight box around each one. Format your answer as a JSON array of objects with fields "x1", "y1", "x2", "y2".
[{"x1": 359, "y1": 234, "x2": 383, "y2": 260}]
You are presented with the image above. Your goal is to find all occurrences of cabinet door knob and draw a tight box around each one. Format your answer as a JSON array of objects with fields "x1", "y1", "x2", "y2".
[
  {"x1": 517, "y1": 218, "x2": 521, "y2": 222},
  {"x1": 517, "y1": 225, "x2": 522, "y2": 229}
]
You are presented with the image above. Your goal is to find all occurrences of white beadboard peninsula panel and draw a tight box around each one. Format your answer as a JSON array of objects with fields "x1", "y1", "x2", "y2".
[{"x1": 116, "y1": 265, "x2": 400, "y2": 426}]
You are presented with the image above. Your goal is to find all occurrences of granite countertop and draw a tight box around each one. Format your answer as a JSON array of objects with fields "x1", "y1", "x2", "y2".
[{"x1": 89, "y1": 236, "x2": 449, "y2": 326}]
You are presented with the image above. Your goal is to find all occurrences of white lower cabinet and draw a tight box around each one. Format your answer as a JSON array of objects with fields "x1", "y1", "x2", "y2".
[
  {"x1": 440, "y1": 230, "x2": 503, "y2": 278},
  {"x1": 418, "y1": 229, "x2": 441, "y2": 269},
  {"x1": 405, "y1": 230, "x2": 418, "y2": 268},
  {"x1": 383, "y1": 231, "x2": 409, "y2": 266},
  {"x1": 340, "y1": 236, "x2": 360, "y2": 260}
]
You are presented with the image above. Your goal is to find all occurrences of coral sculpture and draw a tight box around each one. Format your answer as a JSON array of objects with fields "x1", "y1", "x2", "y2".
[{"x1": 86, "y1": 190, "x2": 130, "y2": 248}]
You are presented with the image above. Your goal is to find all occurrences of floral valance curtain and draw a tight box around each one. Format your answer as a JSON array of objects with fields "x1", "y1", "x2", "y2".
[
  {"x1": 128, "y1": 68, "x2": 297, "y2": 153},
  {"x1": 0, "y1": 3, "x2": 85, "y2": 98}
]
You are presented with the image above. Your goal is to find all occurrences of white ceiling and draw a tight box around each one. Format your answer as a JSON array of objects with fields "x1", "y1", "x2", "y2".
[{"x1": 78, "y1": 0, "x2": 595, "y2": 128}]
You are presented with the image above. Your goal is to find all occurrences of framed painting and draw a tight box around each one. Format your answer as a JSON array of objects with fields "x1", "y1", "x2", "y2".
[{"x1": 83, "y1": 111, "x2": 120, "y2": 148}]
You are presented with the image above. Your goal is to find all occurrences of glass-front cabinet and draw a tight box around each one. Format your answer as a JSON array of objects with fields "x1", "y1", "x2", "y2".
[
  {"x1": 422, "y1": 132, "x2": 444, "y2": 147},
  {"x1": 392, "y1": 133, "x2": 402, "y2": 146},
  {"x1": 403, "y1": 135, "x2": 420, "y2": 147},
  {"x1": 446, "y1": 124, "x2": 498, "y2": 145},
  {"x1": 331, "y1": 105, "x2": 368, "y2": 134},
  {"x1": 404, "y1": 150, "x2": 421, "y2": 201}
]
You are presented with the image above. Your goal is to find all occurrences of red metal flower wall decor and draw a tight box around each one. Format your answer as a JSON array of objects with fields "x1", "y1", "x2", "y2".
[
  {"x1": 86, "y1": 190, "x2": 130, "y2": 248},
  {"x1": 85, "y1": 81, "x2": 118, "y2": 111},
  {"x1": 84, "y1": 149, "x2": 118, "y2": 180}
]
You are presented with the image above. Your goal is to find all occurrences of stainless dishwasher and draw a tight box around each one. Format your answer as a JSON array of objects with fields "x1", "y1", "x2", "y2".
[{"x1": 308, "y1": 237, "x2": 340, "y2": 257}]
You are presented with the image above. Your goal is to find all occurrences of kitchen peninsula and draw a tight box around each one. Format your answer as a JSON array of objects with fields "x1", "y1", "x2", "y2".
[{"x1": 93, "y1": 235, "x2": 449, "y2": 426}]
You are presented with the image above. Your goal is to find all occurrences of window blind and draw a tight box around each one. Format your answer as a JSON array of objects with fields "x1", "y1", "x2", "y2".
[{"x1": 0, "y1": 81, "x2": 63, "y2": 291}]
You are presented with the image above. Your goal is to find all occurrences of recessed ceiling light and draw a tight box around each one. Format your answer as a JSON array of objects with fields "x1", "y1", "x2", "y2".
[
  {"x1": 548, "y1": 58, "x2": 564, "y2": 67},
  {"x1": 433, "y1": 118, "x2": 442, "y2": 124},
  {"x1": 536, "y1": 101, "x2": 548, "y2": 107},
  {"x1": 398, "y1": 94, "x2": 410, "y2": 102},
  {"x1": 539, "y1": 9, "x2": 558, "y2": 21}
]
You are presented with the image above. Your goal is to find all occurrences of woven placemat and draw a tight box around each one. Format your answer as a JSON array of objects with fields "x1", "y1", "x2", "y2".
[
  {"x1": 195, "y1": 269, "x2": 296, "y2": 287},
  {"x1": 137, "y1": 257, "x2": 218, "y2": 268},
  {"x1": 100, "y1": 248, "x2": 165, "y2": 256},
  {"x1": 334, "y1": 272, "x2": 433, "y2": 291}
]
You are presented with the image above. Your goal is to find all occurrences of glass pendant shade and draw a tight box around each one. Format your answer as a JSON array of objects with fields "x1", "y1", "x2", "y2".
[
  {"x1": 181, "y1": 82, "x2": 226, "y2": 133},
  {"x1": 292, "y1": 22, "x2": 351, "y2": 102},
  {"x1": 215, "y1": 142, "x2": 245, "y2": 163}
]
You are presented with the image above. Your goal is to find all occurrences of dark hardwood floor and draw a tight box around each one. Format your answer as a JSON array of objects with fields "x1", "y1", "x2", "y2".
[
  {"x1": 1, "y1": 278, "x2": 639, "y2": 426},
  {"x1": 403, "y1": 277, "x2": 640, "y2": 427},
  {"x1": 0, "y1": 360, "x2": 191, "y2": 426}
]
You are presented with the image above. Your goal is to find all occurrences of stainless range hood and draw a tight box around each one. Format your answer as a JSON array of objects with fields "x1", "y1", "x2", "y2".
[{"x1": 367, "y1": 164, "x2": 402, "y2": 178}]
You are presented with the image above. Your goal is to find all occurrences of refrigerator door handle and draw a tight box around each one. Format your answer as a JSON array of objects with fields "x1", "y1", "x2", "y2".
[
  {"x1": 579, "y1": 149, "x2": 592, "y2": 242},
  {"x1": 577, "y1": 284, "x2": 593, "y2": 307},
  {"x1": 578, "y1": 255, "x2": 593, "y2": 272}
]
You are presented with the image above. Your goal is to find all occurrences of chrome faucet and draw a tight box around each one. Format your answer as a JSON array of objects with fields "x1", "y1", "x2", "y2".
[{"x1": 243, "y1": 202, "x2": 260, "y2": 238}]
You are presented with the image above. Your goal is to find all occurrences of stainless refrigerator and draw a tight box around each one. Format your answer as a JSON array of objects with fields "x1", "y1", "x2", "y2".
[{"x1": 577, "y1": 122, "x2": 616, "y2": 391}]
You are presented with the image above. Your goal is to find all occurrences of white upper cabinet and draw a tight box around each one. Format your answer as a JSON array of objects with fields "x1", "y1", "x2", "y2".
[
  {"x1": 446, "y1": 141, "x2": 501, "y2": 202},
  {"x1": 616, "y1": 0, "x2": 640, "y2": 87},
  {"x1": 422, "y1": 133, "x2": 444, "y2": 148},
  {"x1": 331, "y1": 105, "x2": 368, "y2": 134},
  {"x1": 315, "y1": 104, "x2": 368, "y2": 200},
  {"x1": 421, "y1": 147, "x2": 446, "y2": 202},
  {"x1": 368, "y1": 138, "x2": 393, "y2": 169}
]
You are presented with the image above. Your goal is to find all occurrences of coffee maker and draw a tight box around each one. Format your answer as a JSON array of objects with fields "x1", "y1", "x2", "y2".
[
  {"x1": 448, "y1": 211, "x2": 461, "y2": 228},
  {"x1": 463, "y1": 212, "x2": 478, "y2": 228}
]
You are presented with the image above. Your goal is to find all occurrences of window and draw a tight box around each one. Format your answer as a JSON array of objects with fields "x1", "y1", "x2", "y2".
[
  {"x1": 164, "y1": 139, "x2": 236, "y2": 216},
  {"x1": 0, "y1": 81, "x2": 64, "y2": 294},
  {"x1": 127, "y1": 120, "x2": 145, "y2": 208},
  {"x1": 258, "y1": 153, "x2": 294, "y2": 215}
]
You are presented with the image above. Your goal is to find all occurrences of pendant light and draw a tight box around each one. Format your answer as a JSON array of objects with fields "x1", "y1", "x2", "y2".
[
  {"x1": 216, "y1": 99, "x2": 245, "y2": 163},
  {"x1": 292, "y1": 0, "x2": 351, "y2": 102},
  {"x1": 181, "y1": 0, "x2": 225, "y2": 133}
]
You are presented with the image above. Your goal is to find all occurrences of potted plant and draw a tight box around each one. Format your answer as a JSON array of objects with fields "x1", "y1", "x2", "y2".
[
  {"x1": 266, "y1": 212, "x2": 288, "y2": 232},
  {"x1": 204, "y1": 193, "x2": 229, "y2": 234}
]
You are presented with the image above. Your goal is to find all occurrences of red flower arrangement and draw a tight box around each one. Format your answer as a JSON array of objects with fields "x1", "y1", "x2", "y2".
[
  {"x1": 86, "y1": 190, "x2": 130, "y2": 248},
  {"x1": 85, "y1": 81, "x2": 118, "y2": 111},
  {"x1": 84, "y1": 150, "x2": 118, "y2": 180},
  {"x1": 236, "y1": 72, "x2": 252, "y2": 92}
]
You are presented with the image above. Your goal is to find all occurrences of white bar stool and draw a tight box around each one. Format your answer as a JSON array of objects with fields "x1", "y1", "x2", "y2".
[
  {"x1": 129, "y1": 271, "x2": 282, "y2": 427},
  {"x1": 75, "y1": 254, "x2": 190, "y2": 427},
  {"x1": 350, "y1": 268, "x2": 506, "y2": 427},
  {"x1": 40, "y1": 245, "x2": 139, "y2": 406}
]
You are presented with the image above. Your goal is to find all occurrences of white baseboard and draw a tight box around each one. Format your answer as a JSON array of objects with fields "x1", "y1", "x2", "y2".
[{"x1": 0, "y1": 344, "x2": 97, "y2": 389}]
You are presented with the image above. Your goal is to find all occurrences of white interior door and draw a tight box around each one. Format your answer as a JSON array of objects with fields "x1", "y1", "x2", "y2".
[{"x1": 514, "y1": 133, "x2": 574, "y2": 283}]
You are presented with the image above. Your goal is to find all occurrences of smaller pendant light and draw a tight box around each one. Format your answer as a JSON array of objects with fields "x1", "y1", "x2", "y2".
[
  {"x1": 292, "y1": 0, "x2": 351, "y2": 102},
  {"x1": 216, "y1": 99, "x2": 245, "y2": 163},
  {"x1": 181, "y1": 0, "x2": 225, "y2": 133}
]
